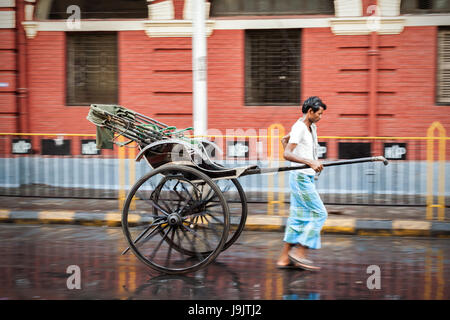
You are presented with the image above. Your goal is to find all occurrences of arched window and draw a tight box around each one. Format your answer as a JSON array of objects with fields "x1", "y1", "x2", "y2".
[
  {"x1": 210, "y1": 0, "x2": 334, "y2": 16},
  {"x1": 36, "y1": 0, "x2": 148, "y2": 20}
]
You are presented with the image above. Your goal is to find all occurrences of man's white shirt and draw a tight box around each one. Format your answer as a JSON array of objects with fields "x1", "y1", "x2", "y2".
[{"x1": 288, "y1": 118, "x2": 319, "y2": 176}]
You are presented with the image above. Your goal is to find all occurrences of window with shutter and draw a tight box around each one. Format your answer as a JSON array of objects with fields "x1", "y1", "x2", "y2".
[
  {"x1": 437, "y1": 28, "x2": 450, "y2": 104},
  {"x1": 38, "y1": 0, "x2": 148, "y2": 19},
  {"x1": 66, "y1": 32, "x2": 118, "y2": 106},
  {"x1": 210, "y1": 0, "x2": 334, "y2": 16},
  {"x1": 401, "y1": 0, "x2": 450, "y2": 13},
  {"x1": 245, "y1": 29, "x2": 301, "y2": 106}
]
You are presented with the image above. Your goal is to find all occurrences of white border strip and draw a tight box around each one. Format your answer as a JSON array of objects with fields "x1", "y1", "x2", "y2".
[
  {"x1": 404, "y1": 14, "x2": 450, "y2": 26},
  {"x1": 24, "y1": 14, "x2": 450, "y2": 34},
  {"x1": 37, "y1": 20, "x2": 146, "y2": 31}
]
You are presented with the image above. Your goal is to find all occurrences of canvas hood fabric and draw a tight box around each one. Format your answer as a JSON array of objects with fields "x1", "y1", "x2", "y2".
[{"x1": 86, "y1": 104, "x2": 136, "y2": 150}]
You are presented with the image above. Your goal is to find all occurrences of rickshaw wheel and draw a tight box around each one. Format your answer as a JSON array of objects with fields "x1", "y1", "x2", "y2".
[
  {"x1": 207, "y1": 178, "x2": 247, "y2": 253},
  {"x1": 157, "y1": 178, "x2": 247, "y2": 256},
  {"x1": 121, "y1": 164, "x2": 230, "y2": 275}
]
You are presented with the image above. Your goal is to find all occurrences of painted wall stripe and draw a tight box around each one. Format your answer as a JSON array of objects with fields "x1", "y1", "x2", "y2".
[{"x1": 392, "y1": 220, "x2": 431, "y2": 230}]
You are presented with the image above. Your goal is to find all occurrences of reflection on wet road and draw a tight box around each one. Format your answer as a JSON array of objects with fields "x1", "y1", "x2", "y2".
[{"x1": 0, "y1": 224, "x2": 448, "y2": 300}]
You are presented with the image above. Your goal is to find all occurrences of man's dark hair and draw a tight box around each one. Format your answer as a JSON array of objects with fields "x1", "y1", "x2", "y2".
[{"x1": 302, "y1": 96, "x2": 327, "y2": 114}]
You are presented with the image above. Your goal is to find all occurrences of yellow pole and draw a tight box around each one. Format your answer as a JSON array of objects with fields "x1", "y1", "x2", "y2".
[
  {"x1": 277, "y1": 125, "x2": 285, "y2": 216},
  {"x1": 426, "y1": 129, "x2": 433, "y2": 220},
  {"x1": 426, "y1": 122, "x2": 446, "y2": 221},
  {"x1": 128, "y1": 142, "x2": 136, "y2": 211},
  {"x1": 267, "y1": 128, "x2": 274, "y2": 216},
  {"x1": 438, "y1": 127, "x2": 446, "y2": 221},
  {"x1": 118, "y1": 135, "x2": 126, "y2": 211},
  {"x1": 267, "y1": 124, "x2": 285, "y2": 216}
]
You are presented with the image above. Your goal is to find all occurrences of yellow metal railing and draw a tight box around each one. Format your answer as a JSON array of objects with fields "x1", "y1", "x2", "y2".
[
  {"x1": 0, "y1": 133, "x2": 96, "y2": 137},
  {"x1": 0, "y1": 132, "x2": 135, "y2": 211},
  {"x1": 267, "y1": 124, "x2": 286, "y2": 216},
  {"x1": 3, "y1": 132, "x2": 449, "y2": 140},
  {"x1": 1, "y1": 129, "x2": 449, "y2": 220},
  {"x1": 426, "y1": 122, "x2": 446, "y2": 221},
  {"x1": 117, "y1": 136, "x2": 137, "y2": 211},
  {"x1": 194, "y1": 124, "x2": 448, "y2": 220}
]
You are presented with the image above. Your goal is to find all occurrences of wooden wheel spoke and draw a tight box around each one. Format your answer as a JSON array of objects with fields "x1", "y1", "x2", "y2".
[
  {"x1": 147, "y1": 199, "x2": 170, "y2": 216},
  {"x1": 122, "y1": 218, "x2": 166, "y2": 255},
  {"x1": 198, "y1": 215, "x2": 222, "y2": 242},
  {"x1": 181, "y1": 224, "x2": 215, "y2": 252},
  {"x1": 149, "y1": 225, "x2": 172, "y2": 260},
  {"x1": 191, "y1": 211, "x2": 224, "y2": 225},
  {"x1": 172, "y1": 181, "x2": 188, "y2": 211},
  {"x1": 164, "y1": 227, "x2": 176, "y2": 266},
  {"x1": 142, "y1": 223, "x2": 168, "y2": 243},
  {"x1": 150, "y1": 180, "x2": 173, "y2": 213},
  {"x1": 179, "y1": 225, "x2": 205, "y2": 261},
  {"x1": 205, "y1": 202, "x2": 222, "y2": 209},
  {"x1": 201, "y1": 215, "x2": 223, "y2": 239}
]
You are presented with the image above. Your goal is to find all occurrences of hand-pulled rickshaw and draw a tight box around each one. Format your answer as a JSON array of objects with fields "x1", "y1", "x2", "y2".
[{"x1": 87, "y1": 104, "x2": 388, "y2": 274}]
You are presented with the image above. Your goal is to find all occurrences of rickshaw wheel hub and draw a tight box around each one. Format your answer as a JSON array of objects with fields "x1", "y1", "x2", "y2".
[{"x1": 168, "y1": 213, "x2": 182, "y2": 226}]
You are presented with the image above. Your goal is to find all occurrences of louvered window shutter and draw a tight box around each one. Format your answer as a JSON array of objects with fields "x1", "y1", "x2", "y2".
[
  {"x1": 67, "y1": 32, "x2": 118, "y2": 105},
  {"x1": 437, "y1": 29, "x2": 450, "y2": 104},
  {"x1": 245, "y1": 29, "x2": 301, "y2": 106}
]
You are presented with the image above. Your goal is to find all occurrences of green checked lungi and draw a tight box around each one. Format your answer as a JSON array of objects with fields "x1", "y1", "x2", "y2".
[{"x1": 283, "y1": 171, "x2": 328, "y2": 249}]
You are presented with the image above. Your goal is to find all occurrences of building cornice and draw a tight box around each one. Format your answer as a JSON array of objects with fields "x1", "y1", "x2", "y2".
[
  {"x1": 330, "y1": 16, "x2": 406, "y2": 35},
  {"x1": 143, "y1": 20, "x2": 215, "y2": 37},
  {"x1": 20, "y1": 15, "x2": 450, "y2": 39},
  {"x1": 23, "y1": 20, "x2": 216, "y2": 38}
]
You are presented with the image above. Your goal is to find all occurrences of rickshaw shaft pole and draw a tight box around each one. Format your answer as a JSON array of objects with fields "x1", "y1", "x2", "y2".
[{"x1": 241, "y1": 156, "x2": 388, "y2": 176}]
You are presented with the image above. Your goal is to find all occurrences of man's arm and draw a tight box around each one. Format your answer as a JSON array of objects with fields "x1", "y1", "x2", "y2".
[
  {"x1": 281, "y1": 134, "x2": 290, "y2": 149},
  {"x1": 283, "y1": 142, "x2": 323, "y2": 173}
]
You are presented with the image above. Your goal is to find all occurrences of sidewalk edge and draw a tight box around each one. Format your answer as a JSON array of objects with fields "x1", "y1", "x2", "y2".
[{"x1": 1, "y1": 210, "x2": 449, "y2": 237}]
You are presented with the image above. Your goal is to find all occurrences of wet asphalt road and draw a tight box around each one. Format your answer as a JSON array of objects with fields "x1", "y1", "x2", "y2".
[{"x1": 0, "y1": 224, "x2": 448, "y2": 300}]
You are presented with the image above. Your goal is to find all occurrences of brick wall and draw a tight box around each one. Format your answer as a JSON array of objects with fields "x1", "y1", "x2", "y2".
[
  {"x1": 27, "y1": 32, "x2": 69, "y2": 133},
  {"x1": 23, "y1": 26, "x2": 449, "y2": 141},
  {"x1": 120, "y1": 32, "x2": 193, "y2": 130},
  {"x1": 0, "y1": 27, "x2": 16, "y2": 132},
  {"x1": 206, "y1": 26, "x2": 448, "y2": 140}
]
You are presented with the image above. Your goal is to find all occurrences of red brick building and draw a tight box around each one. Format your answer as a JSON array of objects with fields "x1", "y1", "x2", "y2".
[{"x1": 1, "y1": 0, "x2": 450, "y2": 141}]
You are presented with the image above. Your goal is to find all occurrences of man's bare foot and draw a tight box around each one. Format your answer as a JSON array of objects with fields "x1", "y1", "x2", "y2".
[
  {"x1": 276, "y1": 259, "x2": 292, "y2": 267},
  {"x1": 277, "y1": 242, "x2": 294, "y2": 267}
]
